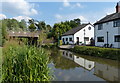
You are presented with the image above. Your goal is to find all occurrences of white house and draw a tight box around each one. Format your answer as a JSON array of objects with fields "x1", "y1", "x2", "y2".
[
  {"x1": 94, "y1": 2, "x2": 120, "y2": 48},
  {"x1": 61, "y1": 23, "x2": 94, "y2": 45},
  {"x1": 61, "y1": 50, "x2": 95, "y2": 71}
]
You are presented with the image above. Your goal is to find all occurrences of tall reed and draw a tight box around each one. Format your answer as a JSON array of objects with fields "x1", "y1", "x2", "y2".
[{"x1": 2, "y1": 41, "x2": 53, "y2": 82}]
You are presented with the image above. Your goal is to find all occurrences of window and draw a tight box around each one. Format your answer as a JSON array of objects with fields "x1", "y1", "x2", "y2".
[
  {"x1": 106, "y1": 22, "x2": 109, "y2": 25},
  {"x1": 63, "y1": 38, "x2": 64, "y2": 42},
  {"x1": 66, "y1": 38, "x2": 68, "y2": 41},
  {"x1": 115, "y1": 35, "x2": 120, "y2": 42},
  {"x1": 63, "y1": 51, "x2": 65, "y2": 55},
  {"x1": 84, "y1": 37, "x2": 89, "y2": 41},
  {"x1": 66, "y1": 52, "x2": 68, "y2": 56},
  {"x1": 113, "y1": 20, "x2": 120, "y2": 27},
  {"x1": 98, "y1": 24, "x2": 103, "y2": 30},
  {"x1": 69, "y1": 54, "x2": 72, "y2": 58},
  {"x1": 69, "y1": 37, "x2": 72, "y2": 41},
  {"x1": 88, "y1": 27, "x2": 91, "y2": 30},
  {"x1": 97, "y1": 37, "x2": 104, "y2": 42}
]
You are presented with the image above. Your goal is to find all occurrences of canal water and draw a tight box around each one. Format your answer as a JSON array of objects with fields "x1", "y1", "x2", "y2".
[{"x1": 46, "y1": 48, "x2": 119, "y2": 82}]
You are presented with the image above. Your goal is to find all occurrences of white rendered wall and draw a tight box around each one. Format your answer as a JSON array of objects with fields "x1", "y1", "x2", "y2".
[
  {"x1": 74, "y1": 24, "x2": 94, "y2": 45},
  {"x1": 61, "y1": 35, "x2": 74, "y2": 44},
  {"x1": 95, "y1": 21, "x2": 120, "y2": 48}
]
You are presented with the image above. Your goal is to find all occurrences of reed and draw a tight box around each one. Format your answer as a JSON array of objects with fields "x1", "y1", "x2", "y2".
[{"x1": 2, "y1": 41, "x2": 53, "y2": 82}]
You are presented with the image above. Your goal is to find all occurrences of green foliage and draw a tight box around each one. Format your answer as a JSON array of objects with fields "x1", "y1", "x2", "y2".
[
  {"x1": 29, "y1": 23, "x2": 36, "y2": 31},
  {"x1": 38, "y1": 30, "x2": 47, "y2": 46},
  {"x1": 2, "y1": 42, "x2": 53, "y2": 82},
  {"x1": 19, "y1": 19, "x2": 27, "y2": 30},
  {"x1": 0, "y1": 21, "x2": 8, "y2": 46},
  {"x1": 70, "y1": 46, "x2": 120, "y2": 60},
  {"x1": 48, "y1": 18, "x2": 81, "y2": 40},
  {"x1": 42, "y1": 43, "x2": 57, "y2": 49},
  {"x1": 59, "y1": 40, "x2": 62, "y2": 46}
]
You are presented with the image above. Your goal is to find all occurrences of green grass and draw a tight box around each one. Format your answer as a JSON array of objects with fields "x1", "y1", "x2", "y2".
[
  {"x1": 0, "y1": 47, "x2": 2, "y2": 83},
  {"x1": 70, "y1": 46, "x2": 120, "y2": 60},
  {"x1": 1, "y1": 41, "x2": 53, "y2": 82}
]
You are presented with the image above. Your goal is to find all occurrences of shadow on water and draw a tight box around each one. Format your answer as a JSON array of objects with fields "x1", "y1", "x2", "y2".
[{"x1": 46, "y1": 48, "x2": 119, "y2": 82}]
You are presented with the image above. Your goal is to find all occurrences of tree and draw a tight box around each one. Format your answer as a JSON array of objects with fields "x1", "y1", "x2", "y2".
[
  {"x1": 38, "y1": 30, "x2": 47, "y2": 46},
  {"x1": 48, "y1": 18, "x2": 81, "y2": 41},
  {"x1": 28, "y1": 19, "x2": 34, "y2": 24},
  {"x1": 19, "y1": 19, "x2": 27, "y2": 30},
  {"x1": 29, "y1": 23, "x2": 36, "y2": 32},
  {"x1": 46, "y1": 24, "x2": 52, "y2": 32},
  {"x1": 74, "y1": 18, "x2": 81, "y2": 25}
]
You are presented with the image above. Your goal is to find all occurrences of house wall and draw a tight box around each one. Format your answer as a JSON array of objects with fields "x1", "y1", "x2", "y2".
[
  {"x1": 62, "y1": 50, "x2": 74, "y2": 61},
  {"x1": 74, "y1": 56, "x2": 95, "y2": 70},
  {"x1": 61, "y1": 35, "x2": 74, "y2": 44},
  {"x1": 61, "y1": 50, "x2": 95, "y2": 71},
  {"x1": 95, "y1": 21, "x2": 120, "y2": 48},
  {"x1": 74, "y1": 24, "x2": 94, "y2": 45}
]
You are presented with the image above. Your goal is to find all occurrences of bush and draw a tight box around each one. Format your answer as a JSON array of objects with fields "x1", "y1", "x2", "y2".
[
  {"x1": 2, "y1": 41, "x2": 53, "y2": 82},
  {"x1": 70, "y1": 46, "x2": 120, "y2": 60},
  {"x1": 42, "y1": 43, "x2": 57, "y2": 48},
  {"x1": 59, "y1": 40, "x2": 62, "y2": 46}
]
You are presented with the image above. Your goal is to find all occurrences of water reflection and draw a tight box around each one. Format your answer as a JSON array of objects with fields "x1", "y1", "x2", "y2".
[
  {"x1": 48, "y1": 49, "x2": 119, "y2": 82},
  {"x1": 94, "y1": 62, "x2": 119, "y2": 82},
  {"x1": 61, "y1": 50, "x2": 95, "y2": 71}
]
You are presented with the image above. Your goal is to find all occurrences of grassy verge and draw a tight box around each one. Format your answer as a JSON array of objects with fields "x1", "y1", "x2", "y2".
[
  {"x1": 42, "y1": 43, "x2": 57, "y2": 49},
  {"x1": 2, "y1": 40, "x2": 53, "y2": 82},
  {"x1": 0, "y1": 47, "x2": 2, "y2": 83},
  {"x1": 70, "y1": 46, "x2": 120, "y2": 60}
]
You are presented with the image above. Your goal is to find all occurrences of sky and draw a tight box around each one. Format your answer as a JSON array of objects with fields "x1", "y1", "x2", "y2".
[{"x1": 0, "y1": 0, "x2": 119, "y2": 26}]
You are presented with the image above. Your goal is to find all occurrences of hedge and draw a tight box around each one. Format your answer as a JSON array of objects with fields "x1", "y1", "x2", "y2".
[{"x1": 70, "y1": 46, "x2": 120, "y2": 60}]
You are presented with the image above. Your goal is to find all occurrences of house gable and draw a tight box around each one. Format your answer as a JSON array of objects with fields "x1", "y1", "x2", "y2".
[{"x1": 62, "y1": 24, "x2": 89, "y2": 36}]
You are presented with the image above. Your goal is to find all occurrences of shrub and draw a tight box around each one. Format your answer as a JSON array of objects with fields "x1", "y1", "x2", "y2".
[
  {"x1": 59, "y1": 40, "x2": 62, "y2": 46},
  {"x1": 70, "y1": 46, "x2": 120, "y2": 60},
  {"x1": 42, "y1": 43, "x2": 57, "y2": 48},
  {"x1": 2, "y1": 41, "x2": 53, "y2": 82}
]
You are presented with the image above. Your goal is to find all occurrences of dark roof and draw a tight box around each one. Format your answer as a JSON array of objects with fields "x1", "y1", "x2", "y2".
[
  {"x1": 62, "y1": 24, "x2": 89, "y2": 36},
  {"x1": 94, "y1": 12, "x2": 120, "y2": 25}
]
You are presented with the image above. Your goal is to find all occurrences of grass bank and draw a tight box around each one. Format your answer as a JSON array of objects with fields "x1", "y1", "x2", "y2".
[
  {"x1": 1, "y1": 40, "x2": 53, "y2": 82},
  {"x1": 70, "y1": 46, "x2": 120, "y2": 60},
  {"x1": 42, "y1": 43, "x2": 58, "y2": 49}
]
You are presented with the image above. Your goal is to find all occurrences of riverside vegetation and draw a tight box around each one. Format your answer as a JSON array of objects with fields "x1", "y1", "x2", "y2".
[
  {"x1": 70, "y1": 46, "x2": 120, "y2": 60},
  {"x1": 1, "y1": 41, "x2": 53, "y2": 82}
]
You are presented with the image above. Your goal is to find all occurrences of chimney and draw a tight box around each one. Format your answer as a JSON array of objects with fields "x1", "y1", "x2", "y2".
[{"x1": 116, "y1": 1, "x2": 120, "y2": 13}]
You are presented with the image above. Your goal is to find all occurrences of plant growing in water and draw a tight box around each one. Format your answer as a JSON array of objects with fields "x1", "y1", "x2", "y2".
[{"x1": 2, "y1": 41, "x2": 53, "y2": 82}]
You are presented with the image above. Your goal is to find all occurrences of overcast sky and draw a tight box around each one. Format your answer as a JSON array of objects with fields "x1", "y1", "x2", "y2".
[{"x1": 0, "y1": 0, "x2": 118, "y2": 26}]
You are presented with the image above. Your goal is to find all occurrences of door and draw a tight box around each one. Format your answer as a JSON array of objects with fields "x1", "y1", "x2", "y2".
[{"x1": 76, "y1": 37, "x2": 79, "y2": 45}]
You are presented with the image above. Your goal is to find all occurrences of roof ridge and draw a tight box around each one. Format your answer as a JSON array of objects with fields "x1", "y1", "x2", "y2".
[
  {"x1": 94, "y1": 12, "x2": 120, "y2": 25},
  {"x1": 62, "y1": 23, "x2": 90, "y2": 36}
]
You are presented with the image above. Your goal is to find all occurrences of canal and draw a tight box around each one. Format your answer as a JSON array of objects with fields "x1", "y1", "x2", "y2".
[{"x1": 46, "y1": 48, "x2": 119, "y2": 82}]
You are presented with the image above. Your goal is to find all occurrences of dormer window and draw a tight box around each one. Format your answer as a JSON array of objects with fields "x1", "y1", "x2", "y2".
[
  {"x1": 98, "y1": 24, "x2": 103, "y2": 30},
  {"x1": 113, "y1": 19, "x2": 120, "y2": 27}
]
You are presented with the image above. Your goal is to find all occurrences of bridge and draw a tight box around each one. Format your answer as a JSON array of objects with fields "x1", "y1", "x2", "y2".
[
  {"x1": 8, "y1": 31, "x2": 40, "y2": 38},
  {"x1": 8, "y1": 31, "x2": 40, "y2": 45}
]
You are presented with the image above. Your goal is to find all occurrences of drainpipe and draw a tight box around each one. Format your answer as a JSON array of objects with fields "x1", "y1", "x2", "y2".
[
  {"x1": 107, "y1": 31, "x2": 109, "y2": 47},
  {"x1": 84, "y1": 29, "x2": 85, "y2": 45}
]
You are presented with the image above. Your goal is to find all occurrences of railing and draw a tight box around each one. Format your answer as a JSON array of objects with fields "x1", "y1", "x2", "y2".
[{"x1": 8, "y1": 31, "x2": 40, "y2": 37}]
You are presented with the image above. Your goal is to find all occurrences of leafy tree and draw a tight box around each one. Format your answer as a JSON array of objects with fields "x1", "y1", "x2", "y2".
[
  {"x1": 46, "y1": 24, "x2": 52, "y2": 32},
  {"x1": 19, "y1": 19, "x2": 27, "y2": 30},
  {"x1": 29, "y1": 23, "x2": 36, "y2": 32},
  {"x1": 28, "y1": 19, "x2": 34, "y2": 24},
  {"x1": 38, "y1": 30, "x2": 47, "y2": 46},
  {"x1": 48, "y1": 18, "x2": 81, "y2": 40}
]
